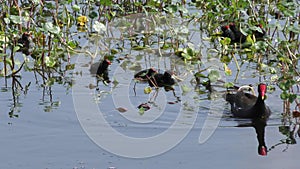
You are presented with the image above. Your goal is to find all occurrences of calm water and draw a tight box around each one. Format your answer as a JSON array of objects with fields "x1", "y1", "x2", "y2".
[
  {"x1": 1, "y1": 13, "x2": 299, "y2": 169},
  {"x1": 1, "y1": 52, "x2": 299, "y2": 169}
]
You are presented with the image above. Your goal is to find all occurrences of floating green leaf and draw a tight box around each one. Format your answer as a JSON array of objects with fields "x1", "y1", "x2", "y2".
[
  {"x1": 139, "y1": 108, "x2": 145, "y2": 116},
  {"x1": 45, "y1": 22, "x2": 61, "y2": 35},
  {"x1": 72, "y1": 5, "x2": 80, "y2": 12},
  {"x1": 208, "y1": 70, "x2": 220, "y2": 82},
  {"x1": 220, "y1": 37, "x2": 231, "y2": 46},
  {"x1": 89, "y1": 11, "x2": 98, "y2": 19},
  {"x1": 181, "y1": 85, "x2": 191, "y2": 94}
]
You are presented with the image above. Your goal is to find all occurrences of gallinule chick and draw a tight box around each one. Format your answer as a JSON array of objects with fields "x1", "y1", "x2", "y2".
[
  {"x1": 221, "y1": 25, "x2": 236, "y2": 42},
  {"x1": 229, "y1": 23, "x2": 247, "y2": 43},
  {"x1": 133, "y1": 68, "x2": 158, "y2": 96},
  {"x1": 134, "y1": 68, "x2": 157, "y2": 81},
  {"x1": 148, "y1": 71, "x2": 175, "y2": 88},
  {"x1": 97, "y1": 59, "x2": 111, "y2": 83},
  {"x1": 96, "y1": 59, "x2": 111, "y2": 76},
  {"x1": 17, "y1": 32, "x2": 33, "y2": 55},
  {"x1": 226, "y1": 83, "x2": 271, "y2": 119},
  {"x1": 90, "y1": 59, "x2": 111, "y2": 83}
]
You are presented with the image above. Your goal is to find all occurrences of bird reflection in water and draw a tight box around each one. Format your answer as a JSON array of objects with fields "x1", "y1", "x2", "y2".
[{"x1": 232, "y1": 114, "x2": 268, "y2": 156}]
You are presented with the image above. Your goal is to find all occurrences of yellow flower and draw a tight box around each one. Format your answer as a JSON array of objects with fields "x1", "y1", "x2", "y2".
[
  {"x1": 224, "y1": 63, "x2": 232, "y2": 76},
  {"x1": 77, "y1": 16, "x2": 88, "y2": 26},
  {"x1": 144, "y1": 87, "x2": 152, "y2": 94}
]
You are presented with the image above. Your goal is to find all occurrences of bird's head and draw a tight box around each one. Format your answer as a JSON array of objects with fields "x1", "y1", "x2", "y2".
[
  {"x1": 258, "y1": 83, "x2": 267, "y2": 100},
  {"x1": 221, "y1": 25, "x2": 230, "y2": 32},
  {"x1": 149, "y1": 68, "x2": 157, "y2": 74},
  {"x1": 105, "y1": 59, "x2": 112, "y2": 65},
  {"x1": 229, "y1": 23, "x2": 236, "y2": 29}
]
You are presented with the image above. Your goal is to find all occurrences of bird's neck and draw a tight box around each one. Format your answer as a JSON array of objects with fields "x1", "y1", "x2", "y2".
[
  {"x1": 253, "y1": 94, "x2": 267, "y2": 117},
  {"x1": 255, "y1": 94, "x2": 265, "y2": 107}
]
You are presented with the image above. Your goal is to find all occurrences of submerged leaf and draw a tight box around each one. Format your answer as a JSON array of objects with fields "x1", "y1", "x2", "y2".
[
  {"x1": 116, "y1": 107, "x2": 127, "y2": 113},
  {"x1": 112, "y1": 78, "x2": 119, "y2": 87},
  {"x1": 194, "y1": 72, "x2": 207, "y2": 78},
  {"x1": 181, "y1": 85, "x2": 191, "y2": 94},
  {"x1": 208, "y1": 70, "x2": 220, "y2": 82},
  {"x1": 224, "y1": 82, "x2": 234, "y2": 88},
  {"x1": 88, "y1": 83, "x2": 97, "y2": 89},
  {"x1": 132, "y1": 45, "x2": 148, "y2": 50}
]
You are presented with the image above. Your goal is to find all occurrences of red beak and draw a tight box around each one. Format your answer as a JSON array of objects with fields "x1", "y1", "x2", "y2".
[
  {"x1": 106, "y1": 59, "x2": 111, "y2": 65},
  {"x1": 261, "y1": 92, "x2": 265, "y2": 100}
]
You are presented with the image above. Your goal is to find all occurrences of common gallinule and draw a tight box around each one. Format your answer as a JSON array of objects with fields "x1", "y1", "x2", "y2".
[
  {"x1": 226, "y1": 83, "x2": 271, "y2": 119},
  {"x1": 148, "y1": 71, "x2": 175, "y2": 88},
  {"x1": 17, "y1": 32, "x2": 33, "y2": 55},
  {"x1": 227, "y1": 83, "x2": 270, "y2": 156},
  {"x1": 96, "y1": 59, "x2": 111, "y2": 76},
  {"x1": 133, "y1": 68, "x2": 158, "y2": 96},
  {"x1": 229, "y1": 23, "x2": 247, "y2": 43},
  {"x1": 221, "y1": 25, "x2": 236, "y2": 42},
  {"x1": 253, "y1": 24, "x2": 266, "y2": 40},
  {"x1": 134, "y1": 68, "x2": 157, "y2": 81}
]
